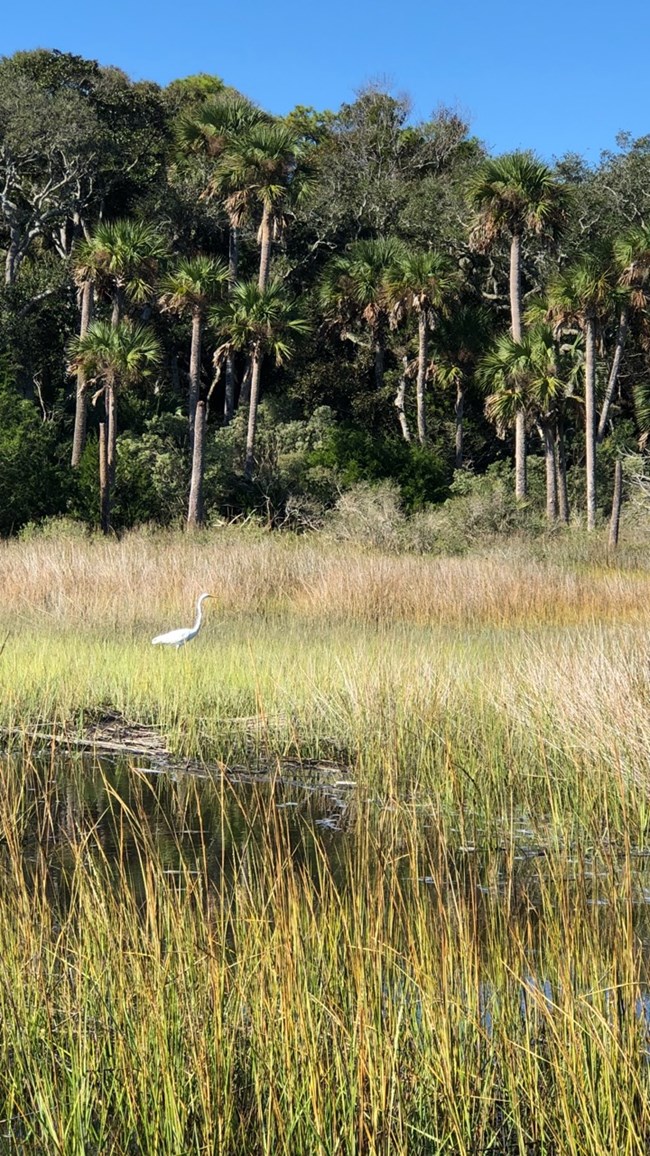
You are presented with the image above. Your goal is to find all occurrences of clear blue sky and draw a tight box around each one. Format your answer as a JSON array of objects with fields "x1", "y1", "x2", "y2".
[{"x1": 3, "y1": 0, "x2": 649, "y2": 163}]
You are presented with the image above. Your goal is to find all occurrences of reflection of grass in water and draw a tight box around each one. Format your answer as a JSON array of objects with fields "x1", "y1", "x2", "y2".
[{"x1": 1, "y1": 753, "x2": 650, "y2": 1154}]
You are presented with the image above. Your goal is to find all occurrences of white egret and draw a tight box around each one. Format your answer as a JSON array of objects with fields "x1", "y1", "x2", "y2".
[{"x1": 152, "y1": 593, "x2": 213, "y2": 649}]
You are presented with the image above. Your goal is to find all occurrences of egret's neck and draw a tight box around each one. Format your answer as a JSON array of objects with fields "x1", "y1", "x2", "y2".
[{"x1": 194, "y1": 596, "x2": 207, "y2": 632}]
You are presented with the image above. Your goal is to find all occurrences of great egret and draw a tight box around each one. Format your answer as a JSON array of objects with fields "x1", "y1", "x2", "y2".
[{"x1": 152, "y1": 593, "x2": 213, "y2": 649}]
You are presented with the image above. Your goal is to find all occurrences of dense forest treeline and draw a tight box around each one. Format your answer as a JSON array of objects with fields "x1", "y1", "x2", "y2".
[{"x1": 2, "y1": 47, "x2": 650, "y2": 537}]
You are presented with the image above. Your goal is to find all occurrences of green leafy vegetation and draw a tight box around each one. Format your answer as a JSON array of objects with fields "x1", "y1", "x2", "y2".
[{"x1": 1, "y1": 48, "x2": 650, "y2": 537}]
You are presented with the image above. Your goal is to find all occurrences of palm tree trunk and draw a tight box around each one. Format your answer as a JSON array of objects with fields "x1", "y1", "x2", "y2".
[
  {"x1": 98, "y1": 421, "x2": 110, "y2": 534},
  {"x1": 394, "y1": 355, "x2": 411, "y2": 442},
  {"x1": 224, "y1": 223, "x2": 239, "y2": 425},
  {"x1": 111, "y1": 287, "x2": 124, "y2": 328},
  {"x1": 229, "y1": 224, "x2": 239, "y2": 285},
  {"x1": 585, "y1": 313, "x2": 597, "y2": 531},
  {"x1": 244, "y1": 344, "x2": 263, "y2": 480},
  {"x1": 455, "y1": 381, "x2": 465, "y2": 469},
  {"x1": 597, "y1": 303, "x2": 628, "y2": 442},
  {"x1": 106, "y1": 384, "x2": 117, "y2": 487},
  {"x1": 514, "y1": 412, "x2": 527, "y2": 501},
  {"x1": 556, "y1": 421, "x2": 569, "y2": 524},
  {"x1": 71, "y1": 280, "x2": 94, "y2": 467},
  {"x1": 416, "y1": 312, "x2": 429, "y2": 445},
  {"x1": 239, "y1": 359, "x2": 252, "y2": 406},
  {"x1": 374, "y1": 338, "x2": 385, "y2": 393},
  {"x1": 188, "y1": 308, "x2": 203, "y2": 449},
  {"x1": 258, "y1": 204, "x2": 272, "y2": 291},
  {"x1": 509, "y1": 233, "x2": 523, "y2": 342},
  {"x1": 187, "y1": 399, "x2": 206, "y2": 528},
  {"x1": 509, "y1": 231, "x2": 527, "y2": 500},
  {"x1": 609, "y1": 458, "x2": 623, "y2": 549},
  {"x1": 540, "y1": 421, "x2": 557, "y2": 523}
]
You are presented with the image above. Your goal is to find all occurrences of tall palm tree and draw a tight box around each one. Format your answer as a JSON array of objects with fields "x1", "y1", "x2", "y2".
[
  {"x1": 597, "y1": 224, "x2": 650, "y2": 441},
  {"x1": 212, "y1": 121, "x2": 306, "y2": 291},
  {"x1": 468, "y1": 152, "x2": 569, "y2": 499},
  {"x1": 478, "y1": 327, "x2": 566, "y2": 523},
  {"x1": 71, "y1": 220, "x2": 168, "y2": 471},
  {"x1": 159, "y1": 255, "x2": 228, "y2": 529},
  {"x1": 176, "y1": 95, "x2": 269, "y2": 285},
  {"x1": 430, "y1": 303, "x2": 493, "y2": 469},
  {"x1": 159, "y1": 255, "x2": 229, "y2": 446},
  {"x1": 386, "y1": 249, "x2": 457, "y2": 444},
  {"x1": 212, "y1": 279, "x2": 309, "y2": 479},
  {"x1": 546, "y1": 251, "x2": 616, "y2": 530},
  {"x1": 320, "y1": 237, "x2": 405, "y2": 394},
  {"x1": 70, "y1": 277, "x2": 94, "y2": 468},
  {"x1": 67, "y1": 320, "x2": 161, "y2": 532},
  {"x1": 178, "y1": 109, "x2": 302, "y2": 420}
]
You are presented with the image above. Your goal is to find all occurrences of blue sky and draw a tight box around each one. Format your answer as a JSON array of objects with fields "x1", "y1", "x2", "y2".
[{"x1": 3, "y1": 0, "x2": 649, "y2": 163}]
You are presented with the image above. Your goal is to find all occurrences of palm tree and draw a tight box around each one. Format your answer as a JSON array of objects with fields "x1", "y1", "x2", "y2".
[
  {"x1": 178, "y1": 109, "x2": 302, "y2": 420},
  {"x1": 71, "y1": 220, "x2": 168, "y2": 470},
  {"x1": 597, "y1": 224, "x2": 650, "y2": 441},
  {"x1": 479, "y1": 327, "x2": 566, "y2": 523},
  {"x1": 320, "y1": 237, "x2": 405, "y2": 394},
  {"x1": 74, "y1": 219, "x2": 169, "y2": 325},
  {"x1": 386, "y1": 250, "x2": 457, "y2": 444},
  {"x1": 176, "y1": 95, "x2": 269, "y2": 286},
  {"x1": 70, "y1": 277, "x2": 94, "y2": 468},
  {"x1": 159, "y1": 255, "x2": 229, "y2": 446},
  {"x1": 67, "y1": 320, "x2": 161, "y2": 531},
  {"x1": 546, "y1": 251, "x2": 616, "y2": 530},
  {"x1": 468, "y1": 152, "x2": 569, "y2": 499},
  {"x1": 212, "y1": 121, "x2": 306, "y2": 291},
  {"x1": 212, "y1": 279, "x2": 309, "y2": 479},
  {"x1": 430, "y1": 303, "x2": 493, "y2": 468}
]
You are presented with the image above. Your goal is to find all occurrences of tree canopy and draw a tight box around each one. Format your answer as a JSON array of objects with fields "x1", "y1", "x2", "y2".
[{"x1": 1, "y1": 47, "x2": 649, "y2": 535}]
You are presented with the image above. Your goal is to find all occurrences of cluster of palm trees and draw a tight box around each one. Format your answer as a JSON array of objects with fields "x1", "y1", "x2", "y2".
[
  {"x1": 66, "y1": 98, "x2": 320, "y2": 530},
  {"x1": 469, "y1": 156, "x2": 650, "y2": 529},
  {"x1": 65, "y1": 101, "x2": 650, "y2": 534}
]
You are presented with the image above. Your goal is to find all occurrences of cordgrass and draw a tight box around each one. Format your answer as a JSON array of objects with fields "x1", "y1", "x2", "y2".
[{"x1": 2, "y1": 527, "x2": 650, "y2": 1152}]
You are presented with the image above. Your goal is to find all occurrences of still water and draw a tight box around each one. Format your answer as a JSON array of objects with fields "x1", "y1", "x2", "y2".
[{"x1": 11, "y1": 747, "x2": 650, "y2": 968}]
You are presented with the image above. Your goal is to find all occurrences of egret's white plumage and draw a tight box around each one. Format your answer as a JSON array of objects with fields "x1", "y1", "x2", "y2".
[{"x1": 152, "y1": 593, "x2": 213, "y2": 649}]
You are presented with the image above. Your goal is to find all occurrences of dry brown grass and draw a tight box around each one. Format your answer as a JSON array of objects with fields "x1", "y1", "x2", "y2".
[{"x1": 2, "y1": 527, "x2": 650, "y2": 632}]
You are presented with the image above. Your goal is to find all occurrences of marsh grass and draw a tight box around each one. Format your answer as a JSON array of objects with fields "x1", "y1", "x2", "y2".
[
  {"x1": 3, "y1": 528, "x2": 650, "y2": 1151},
  {"x1": 1, "y1": 753, "x2": 650, "y2": 1154},
  {"x1": 2, "y1": 529, "x2": 650, "y2": 787}
]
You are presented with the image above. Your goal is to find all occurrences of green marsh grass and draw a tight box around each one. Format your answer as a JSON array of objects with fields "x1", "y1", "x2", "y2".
[
  {"x1": 2, "y1": 528, "x2": 650, "y2": 1151},
  {"x1": 1, "y1": 754, "x2": 650, "y2": 1153}
]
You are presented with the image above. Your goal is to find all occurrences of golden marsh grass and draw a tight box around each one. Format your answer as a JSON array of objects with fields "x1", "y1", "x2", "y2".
[{"x1": 2, "y1": 528, "x2": 650, "y2": 1152}]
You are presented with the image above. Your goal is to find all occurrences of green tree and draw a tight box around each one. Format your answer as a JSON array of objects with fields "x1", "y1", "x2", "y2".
[
  {"x1": 320, "y1": 237, "x2": 405, "y2": 395},
  {"x1": 0, "y1": 51, "x2": 169, "y2": 282},
  {"x1": 74, "y1": 218, "x2": 168, "y2": 326},
  {"x1": 159, "y1": 255, "x2": 229, "y2": 528},
  {"x1": 430, "y1": 303, "x2": 493, "y2": 468},
  {"x1": 211, "y1": 120, "x2": 307, "y2": 290},
  {"x1": 0, "y1": 354, "x2": 67, "y2": 533},
  {"x1": 67, "y1": 320, "x2": 161, "y2": 530},
  {"x1": 387, "y1": 249, "x2": 457, "y2": 444},
  {"x1": 72, "y1": 218, "x2": 168, "y2": 470},
  {"x1": 468, "y1": 152, "x2": 570, "y2": 499},
  {"x1": 213, "y1": 280, "x2": 309, "y2": 479},
  {"x1": 597, "y1": 224, "x2": 650, "y2": 440},
  {"x1": 479, "y1": 327, "x2": 569, "y2": 523},
  {"x1": 159, "y1": 255, "x2": 228, "y2": 443},
  {"x1": 176, "y1": 95, "x2": 270, "y2": 421},
  {"x1": 546, "y1": 251, "x2": 616, "y2": 529}
]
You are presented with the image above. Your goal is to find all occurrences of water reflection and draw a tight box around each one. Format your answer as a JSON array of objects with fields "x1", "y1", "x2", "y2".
[{"x1": 8, "y1": 748, "x2": 650, "y2": 987}]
